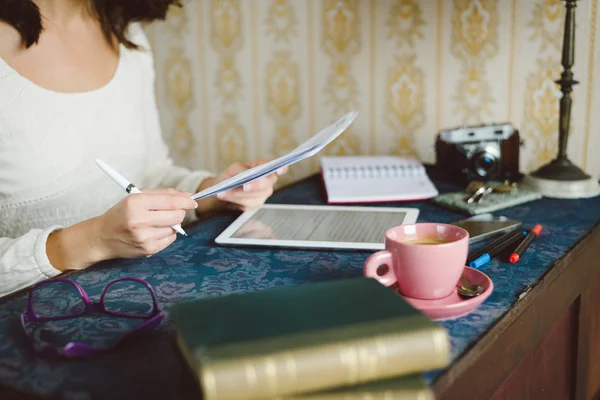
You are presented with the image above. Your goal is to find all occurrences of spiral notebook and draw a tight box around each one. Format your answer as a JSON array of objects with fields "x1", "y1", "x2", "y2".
[{"x1": 320, "y1": 156, "x2": 439, "y2": 203}]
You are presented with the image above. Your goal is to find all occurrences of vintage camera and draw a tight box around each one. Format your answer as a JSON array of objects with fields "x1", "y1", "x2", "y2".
[{"x1": 435, "y1": 123, "x2": 521, "y2": 184}]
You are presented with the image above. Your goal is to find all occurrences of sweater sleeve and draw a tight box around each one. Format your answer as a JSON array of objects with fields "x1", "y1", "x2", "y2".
[
  {"x1": 133, "y1": 24, "x2": 215, "y2": 224},
  {"x1": 0, "y1": 226, "x2": 63, "y2": 298}
]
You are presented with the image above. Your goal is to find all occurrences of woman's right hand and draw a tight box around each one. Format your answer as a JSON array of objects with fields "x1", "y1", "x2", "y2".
[
  {"x1": 46, "y1": 188, "x2": 198, "y2": 272},
  {"x1": 94, "y1": 188, "x2": 198, "y2": 260}
]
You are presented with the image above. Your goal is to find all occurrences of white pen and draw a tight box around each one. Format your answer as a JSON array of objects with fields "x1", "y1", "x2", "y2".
[{"x1": 95, "y1": 159, "x2": 187, "y2": 236}]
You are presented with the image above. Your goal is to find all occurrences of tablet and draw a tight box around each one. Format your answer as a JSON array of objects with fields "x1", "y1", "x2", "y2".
[{"x1": 214, "y1": 204, "x2": 420, "y2": 251}]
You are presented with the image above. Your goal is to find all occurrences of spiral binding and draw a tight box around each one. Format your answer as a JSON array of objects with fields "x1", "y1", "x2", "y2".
[{"x1": 325, "y1": 163, "x2": 425, "y2": 179}]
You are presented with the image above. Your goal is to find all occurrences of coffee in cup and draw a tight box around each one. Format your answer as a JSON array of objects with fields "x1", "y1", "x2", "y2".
[
  {"x1": 401, "y1": 238, "x2": 452, "y2": 245},
  {"x1": 363, "y1": 223, "x2": 469, "y2": 300}
]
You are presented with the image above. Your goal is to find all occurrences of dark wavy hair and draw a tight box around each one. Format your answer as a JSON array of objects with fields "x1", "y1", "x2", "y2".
[{"x1": 0, "y1": 0, "x2": 181, "y2": 49}]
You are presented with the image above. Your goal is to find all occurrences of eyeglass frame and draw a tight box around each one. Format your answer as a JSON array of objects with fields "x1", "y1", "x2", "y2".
[{"x1": 21, "y1": 277, "x2": 164, "y2": 358}]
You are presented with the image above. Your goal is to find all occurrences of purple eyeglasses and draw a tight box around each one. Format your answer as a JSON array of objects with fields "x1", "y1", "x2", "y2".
[{"x1": 21, "y1": 277, "x2": 164, "y2": 358}]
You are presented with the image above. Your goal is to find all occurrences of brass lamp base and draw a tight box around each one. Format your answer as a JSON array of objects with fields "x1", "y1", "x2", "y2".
[
  {"x1": 530, "y1": 156, "x2": 592, "y2": 181},
  {"x1": 522, "y1": 159, "x2": 600, "y2": 199}
]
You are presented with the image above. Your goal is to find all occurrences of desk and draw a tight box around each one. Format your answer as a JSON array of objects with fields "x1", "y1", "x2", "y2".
[{"x1": 1, "y1": 174, "x2": 599, "y2": 400}]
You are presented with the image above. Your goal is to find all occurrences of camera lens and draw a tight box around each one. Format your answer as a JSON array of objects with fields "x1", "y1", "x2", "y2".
[{"x1": 473, "y1": 152, "x2": 497, "y2": 177}]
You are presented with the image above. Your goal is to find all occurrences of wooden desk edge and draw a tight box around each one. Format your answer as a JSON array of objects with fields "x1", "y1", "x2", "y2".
[{"x1": 433, "y1": 220, "x2": 600, "y2": 399}]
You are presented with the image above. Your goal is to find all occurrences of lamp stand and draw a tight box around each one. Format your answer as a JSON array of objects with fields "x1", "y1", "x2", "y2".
[{"x1": 522, "y1": 0, "x2": 600, "y2": 198}]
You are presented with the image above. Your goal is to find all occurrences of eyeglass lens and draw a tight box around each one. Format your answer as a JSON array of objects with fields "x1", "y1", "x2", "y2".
[
  {"x1": 32, "y1": 281, "x2": 86, "y2": 318},
  {"x1": 103, "y1": 280, "x2": 155, "y2": 317}
]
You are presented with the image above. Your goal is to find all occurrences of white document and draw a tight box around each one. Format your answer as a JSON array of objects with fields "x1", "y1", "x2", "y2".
[
  {"x1": 215, "y1": 204, "x2": 419, "y2": 250},
  {"x1": 191, "y1": 111, "x2": 358, "y2": 201}
]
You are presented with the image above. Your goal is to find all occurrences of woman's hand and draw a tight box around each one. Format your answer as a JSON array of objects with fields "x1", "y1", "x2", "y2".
[
  {"x1": 95, "y1": 188, "x2": 198, "y2": 259},
  {"x1": 46, "y1": 188, "x2": 197, "y2": 271},
  {"x1": 195, "y1": 159, "x2": 288, "y2": 213}
]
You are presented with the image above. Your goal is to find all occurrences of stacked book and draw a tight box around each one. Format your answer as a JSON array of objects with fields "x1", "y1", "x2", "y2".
[{"x1": 169, "y1": 278, "x2": 450, "y2": 399}]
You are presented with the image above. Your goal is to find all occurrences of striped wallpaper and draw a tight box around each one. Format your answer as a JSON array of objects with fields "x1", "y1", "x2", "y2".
[{"x1": 145, "y1": 0, "x2": 600, "y2": 186}]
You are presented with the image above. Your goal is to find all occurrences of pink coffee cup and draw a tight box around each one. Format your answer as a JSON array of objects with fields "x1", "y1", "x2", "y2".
[{"x1": 364, "y1": 223, "x2": 469, "y2": 300}]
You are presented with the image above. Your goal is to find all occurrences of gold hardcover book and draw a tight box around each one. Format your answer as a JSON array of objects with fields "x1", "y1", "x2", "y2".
[
  {"x1": 281, "y1": 374, "x2": 434, "y2": 400},
  {"x1": 170, "y1": 277, "x2": 449, "y2": 400}
]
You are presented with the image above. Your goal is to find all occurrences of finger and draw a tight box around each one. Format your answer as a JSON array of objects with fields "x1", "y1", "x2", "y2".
[
  {"x1": 247, "y1": 159, "x2": 287, "y2": 176},
  {"x1": 245, "y1": 159, "x2": 286, "y2": 176},
  {"x1": 155, "y1": 234, "x2": 177, "y2": 253},
  {"x1": 218, "y1": 187, "x2": 273, "y2": 201},
  {"x1": 241, "y1": 174, "x2": 277, "y2": 192},
  {"x1": 224, "y1": 159, "x2": 273, "y2": 178},
  {"x1": 152, "y1": 227, "x2": 178, "y2": 240},
  {"x1": 140, "y1": 188, "x2": 194, "y2": 197},
  {"x1": 137, "y1": 194, "x2": 198, "y2": 211},
  {"x1": 135, "y1": 227, "x2": 176, "y2": 243},
  {"x1": 276, "y1": 166, "x2": 288, "y2": 175},
  {"x1": 223, "y1": 162, "x2": 249, "y2": 178},
  {"x1": 146, "y1": 210, "x2": 187, "y2": 228},
  {"x1": 246, "y1": 158, "x2": 271, "y2": 168}
]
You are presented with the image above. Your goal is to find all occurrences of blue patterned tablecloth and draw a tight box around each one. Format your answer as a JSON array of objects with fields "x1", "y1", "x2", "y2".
[{"x1": 1, "y1": 175, "x2": 599, "y2": 400}]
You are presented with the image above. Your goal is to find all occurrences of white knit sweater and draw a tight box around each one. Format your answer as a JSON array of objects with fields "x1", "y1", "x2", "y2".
[{"x1": 0, "y1": 24, "x2": 212, "y2": 297}]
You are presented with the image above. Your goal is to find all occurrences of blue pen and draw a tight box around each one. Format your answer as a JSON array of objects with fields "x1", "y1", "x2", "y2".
[
  {"x1": 470, "y1": 253, "x2": 491, "y2": 269},
  {"x1": 468, "y1": 230, "x2": 526, "y2": 269}
]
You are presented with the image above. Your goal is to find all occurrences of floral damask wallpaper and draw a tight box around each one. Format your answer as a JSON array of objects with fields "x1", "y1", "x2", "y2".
[{"x1": 145, "y1": 0, "x2": 600, "y2": 185}]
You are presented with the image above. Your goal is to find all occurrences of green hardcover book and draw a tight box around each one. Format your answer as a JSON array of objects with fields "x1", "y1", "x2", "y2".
[
  {"x1": 282, "y1": 374, "x2": 434, "y2": 400},
  {"x1": 169, "y1": 277, "x2": 449, "y2": 400}
]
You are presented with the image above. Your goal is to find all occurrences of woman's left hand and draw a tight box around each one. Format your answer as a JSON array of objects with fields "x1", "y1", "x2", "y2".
[{"x1": 196, "y1": 159, "x2": 288, "y2": 213}]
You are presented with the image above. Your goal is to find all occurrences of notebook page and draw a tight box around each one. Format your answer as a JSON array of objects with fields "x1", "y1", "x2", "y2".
[
  {"x1": 324, "y1": 176, "x2": 437, "y2": 202},
  {"x1": 321, "y1": 156, "x2": 422, "y2": 174},
  {"x1": 320, "y1": 156, "x2": 438, "y2": 202}
]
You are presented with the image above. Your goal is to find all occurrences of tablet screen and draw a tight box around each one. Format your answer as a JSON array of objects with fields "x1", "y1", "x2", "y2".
[{"x1": 216, "y1": 204, "x2": 420, "y2": 250}]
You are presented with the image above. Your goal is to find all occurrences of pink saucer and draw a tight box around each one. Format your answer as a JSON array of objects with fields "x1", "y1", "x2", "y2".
[{"x1": 396, "y1": 267, "x2": 494, "y2": 321}]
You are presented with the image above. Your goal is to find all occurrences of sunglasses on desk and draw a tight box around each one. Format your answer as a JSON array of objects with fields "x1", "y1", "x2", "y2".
[{"x1": 20, "y1": 277, "x2": 164, "y2": 358}]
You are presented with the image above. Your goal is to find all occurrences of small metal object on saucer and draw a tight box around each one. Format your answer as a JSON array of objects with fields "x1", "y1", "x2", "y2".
[{"x1": 457, "y1": 275, "x2": 484, "y2": 298}]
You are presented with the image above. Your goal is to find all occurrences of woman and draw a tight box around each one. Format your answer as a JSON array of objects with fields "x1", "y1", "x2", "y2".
[{"x1": 0, "y1": 0, "x2": 285, "y2": 297}]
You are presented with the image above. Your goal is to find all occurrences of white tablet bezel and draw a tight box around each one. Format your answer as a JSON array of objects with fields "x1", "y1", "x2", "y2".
[{"x1": 214, "y1": 204, "x2": 420, "y2": 251}]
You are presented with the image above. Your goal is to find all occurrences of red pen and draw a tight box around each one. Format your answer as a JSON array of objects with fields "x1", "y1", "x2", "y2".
[{"x1": 509, "y1": 224, "x2": 542, "y2": 263}]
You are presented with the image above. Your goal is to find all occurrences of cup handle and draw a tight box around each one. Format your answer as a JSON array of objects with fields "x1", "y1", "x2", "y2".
[{"x1": 363, "y1": 250, "x2": 397, "y2": 287}]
